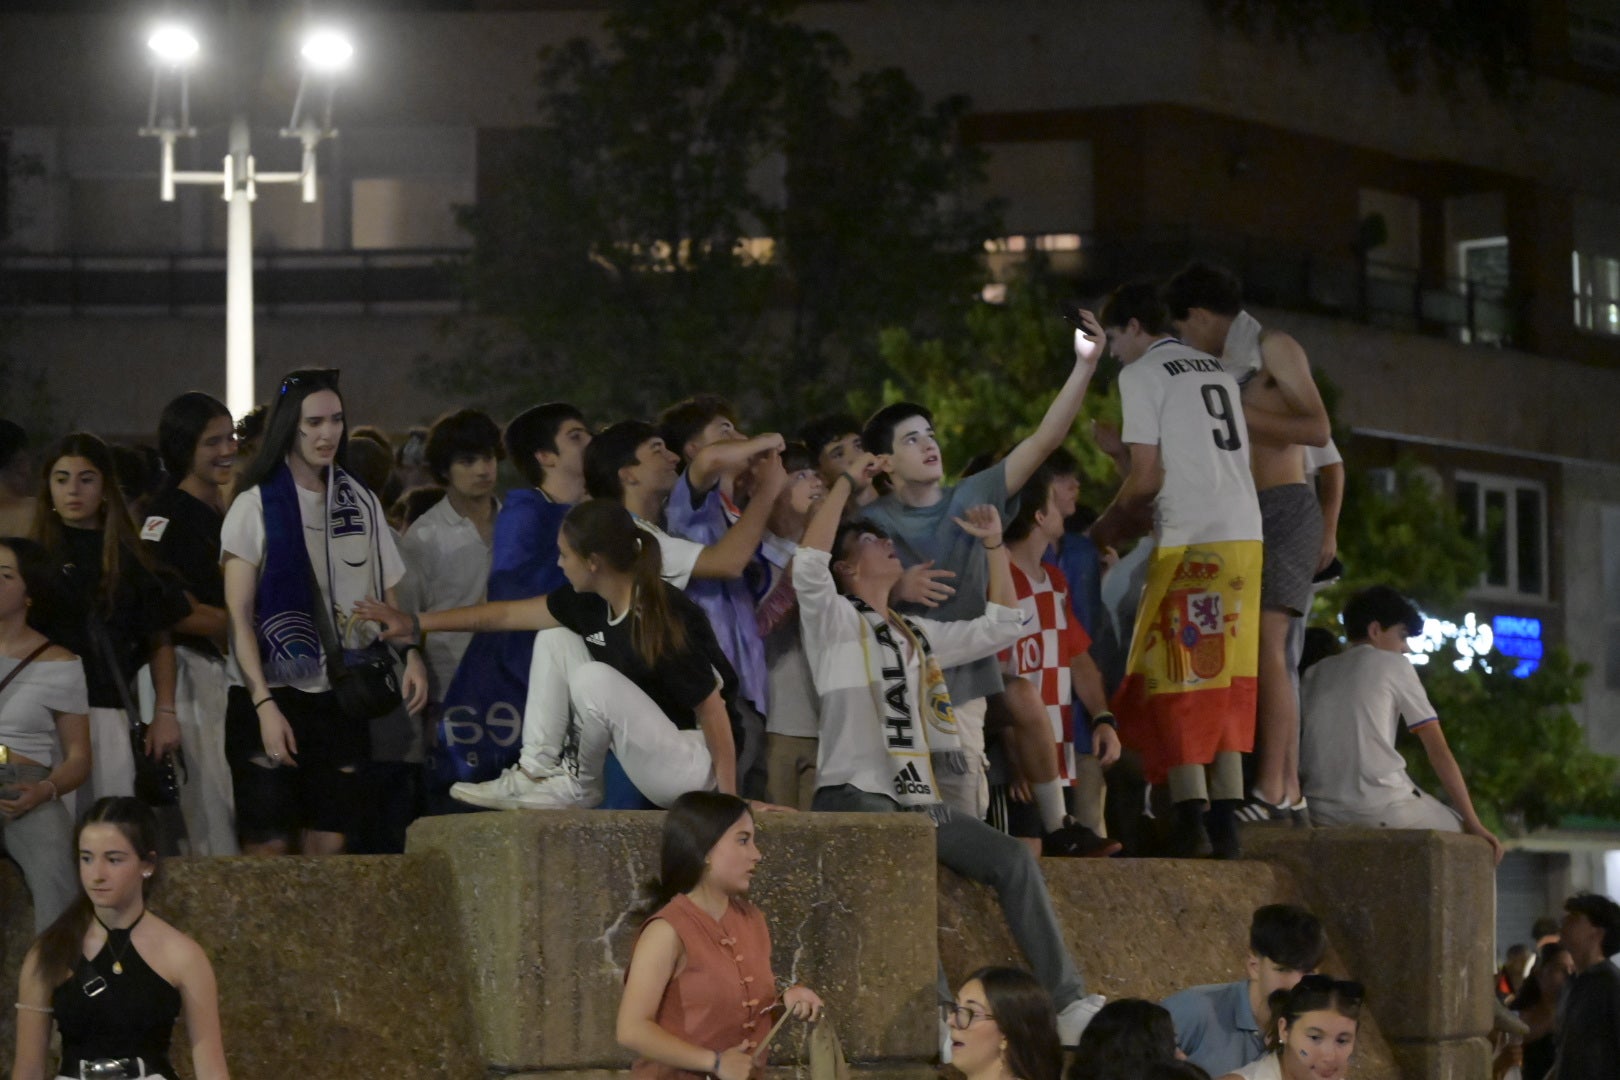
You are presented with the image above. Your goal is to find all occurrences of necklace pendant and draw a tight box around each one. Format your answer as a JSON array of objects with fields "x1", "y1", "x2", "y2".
[{"x1": 112, "y1": 961, "x2": 123, "y2": 975}]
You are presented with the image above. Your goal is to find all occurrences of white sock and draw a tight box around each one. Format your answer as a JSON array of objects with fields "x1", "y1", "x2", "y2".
[{"x1": 1034, "y1": 780, "x2": 1068, "y2": 834}]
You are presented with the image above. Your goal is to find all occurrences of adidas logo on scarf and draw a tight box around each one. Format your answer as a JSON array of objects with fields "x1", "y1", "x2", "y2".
[{"x1": 893, "y1": 761, "x2": 932, "y2": 798}]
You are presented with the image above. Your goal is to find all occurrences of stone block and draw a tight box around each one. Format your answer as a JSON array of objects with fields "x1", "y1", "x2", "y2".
[
  {"x1": 405, "y1": 810, "x2": 940, "y2": 1073},
  {"x1": 938, "y1": 856, "x2": 1401, "y2": 1080},
  {"x1": 2, "y1": 854, "x2": 482, "y2": 1080},
  {"x1": 1244, "y1": 827, "x2": 1496, "y2": 1044},
  {"x1": 1390, "y1": 1037, "x2": 1494, "y2": 1080}
]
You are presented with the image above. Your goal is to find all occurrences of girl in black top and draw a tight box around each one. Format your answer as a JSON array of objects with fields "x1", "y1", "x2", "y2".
[
  {"x1": 359, "y1": 498, "x2": 746, "y2": 808},
  {"x1": 143, "y1": 393, "x2": 240, "y2": 855},
  {"x1": 11, "y1": 796, "x2": 229, "y2": 1080},
  {"x1": 32, "y1": 433, "x2": 190, "y2": 806}
]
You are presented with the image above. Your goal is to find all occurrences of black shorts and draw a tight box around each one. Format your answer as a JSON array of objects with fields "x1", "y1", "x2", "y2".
[{"x1": 226, "y1": 684, "x2": 370, "y2": 842}]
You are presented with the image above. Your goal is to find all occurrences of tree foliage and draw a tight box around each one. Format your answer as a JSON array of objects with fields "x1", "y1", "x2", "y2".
[
  {"x1": 875, "y1": 263, "x2": 1120, "y2": 489},
  {"x1": 1404, "y1": 644, "x2": 1617, "y2": 836},
  {"x1": 440, "y1": 0, "x2": 996, "y2": 422},
  {"x1": 1204, "y1": 0, "x2": 1534, "y2": 100}
]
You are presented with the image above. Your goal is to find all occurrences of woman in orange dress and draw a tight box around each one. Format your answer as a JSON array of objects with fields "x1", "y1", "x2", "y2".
[{"x1": 617, "y1": 792, "x2": 822, "y2": 1080}]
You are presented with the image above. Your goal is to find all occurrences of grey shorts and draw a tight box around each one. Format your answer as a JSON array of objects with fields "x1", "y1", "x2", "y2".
[{"x1": 1258, "y1": 483, "x2": 1324, "y2": 616}]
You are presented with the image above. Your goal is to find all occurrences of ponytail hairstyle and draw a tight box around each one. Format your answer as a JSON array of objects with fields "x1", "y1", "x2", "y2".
[
  {"x1": 32, "y1": 797, "x2": 161, "y2": 985},
  {"x1": 560, "y1": 499, "x2": 686, "y2": 667},
  {"x1": 632, "y1": 791, "x2": 751, "y2": 920},
  {"x1": 33, "y1": 432, "x2": 157, "y2": 615}
]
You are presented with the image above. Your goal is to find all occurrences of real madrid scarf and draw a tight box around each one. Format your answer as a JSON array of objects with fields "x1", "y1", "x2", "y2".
[{"x1": 848, "y1": 596, "x2": 968, "y2": 821}]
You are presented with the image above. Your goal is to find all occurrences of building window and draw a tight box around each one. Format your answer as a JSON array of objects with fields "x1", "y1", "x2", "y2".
[
  {"x1": 1455, "y1": 472, "x2": 1548, "y2": 600},
  {"x1": 1573, "y1": 251, "x2": 1620, "y2": 336}
]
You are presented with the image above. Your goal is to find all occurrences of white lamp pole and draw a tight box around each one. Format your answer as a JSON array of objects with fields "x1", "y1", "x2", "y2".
[{"x1": 140, "y1": 12, "x2": 351, "y2": 419}]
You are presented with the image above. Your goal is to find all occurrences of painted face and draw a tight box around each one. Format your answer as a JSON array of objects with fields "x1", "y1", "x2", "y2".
[
  {"x1": 541, "y1": 419, "x2": 593, "y2": 482},
  {"x1": 1280, "y1": 1009, "x2": 1357, "y2": 1080},
  {"x1": 447, "y1": 452, "x2": 499, "y2": 500},
  {"x1": 294, "y1": 389, "x2": 345, "y2": 471},
  {"x1": 189, "y1": 415, "x2": 238, "y2": 489},
  {"x1": 702, "y1": 812, "x2": 761, "y2": 896},
  {"x1": 1250, "y1": 955, "x2": 1311, "y2": 1023},
  {"x1": 79, "y1": 822, "x2": 152, "y2": 910},
  {"x1": 0, "y1": 544, "x2": 28, "y2": 621},
  {"x1": 816, "y1": 433, "x2": 862, "y2": 486},
  {"x1": 946, "y1": 979, "x2": 1003, "y2": 1077},
  {"x1": 883, "y1": 417, "x2": 942, "y2": 487},
  {"x1": 622, "y1": 437, "x2": 681, "y2": 497},
  {"x1": 1170, "y1": 308, "x2": 1228, "y2": 355},
  {"x1": 49, "y1": 455, "x2": 106, "y2": 529}
]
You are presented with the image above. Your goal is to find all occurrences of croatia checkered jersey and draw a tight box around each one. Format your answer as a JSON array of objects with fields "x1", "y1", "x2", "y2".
[{"x1": 998, "y1": 561, "x2": 1091, "y2": 782}]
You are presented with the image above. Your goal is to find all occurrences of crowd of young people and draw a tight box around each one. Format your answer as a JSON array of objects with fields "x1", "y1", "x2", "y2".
[{"x1": 0, "y1": 260, "x2": 1576, "y2": 1078}]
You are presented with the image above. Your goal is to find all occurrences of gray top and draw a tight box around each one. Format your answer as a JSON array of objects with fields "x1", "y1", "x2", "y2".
[
  {"x1": 859, "y1": 461, "x2": 1017, "y2": 703},
  {"x1": 0, "y1": 655, "x2": 89, "y2": 768},
  {"x1": 1162, "y1": 979, "x2": 1266, "y2": 1078}
]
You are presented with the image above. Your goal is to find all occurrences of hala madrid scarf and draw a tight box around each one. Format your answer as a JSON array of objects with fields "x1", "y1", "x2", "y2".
[{"x1": 848, "y1": 595, "x2": 968, "y2": 821}]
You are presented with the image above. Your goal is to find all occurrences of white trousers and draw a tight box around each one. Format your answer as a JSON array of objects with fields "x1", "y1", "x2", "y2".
[
  {"x1": 951, "y1": 696, "x2": 990, "y2": 819},
  {"x1": 1313, "y1": 788, "x2": 1463, "y2": 831},
  {"x1": 521, "y1": 627, "x2": 715, "y2": 807},
  {"x1": 171, "y1": 647, "x2": 239, "y2": 854}
]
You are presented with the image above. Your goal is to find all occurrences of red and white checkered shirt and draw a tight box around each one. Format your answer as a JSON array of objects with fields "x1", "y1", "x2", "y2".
[{"x1": 999, "y1": 561, "x2": 1093, "y2": 784}]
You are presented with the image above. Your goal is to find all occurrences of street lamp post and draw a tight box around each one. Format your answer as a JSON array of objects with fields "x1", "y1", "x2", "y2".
[{"x1": 139, "y1": 10, "x2": 352, "y2": 418}]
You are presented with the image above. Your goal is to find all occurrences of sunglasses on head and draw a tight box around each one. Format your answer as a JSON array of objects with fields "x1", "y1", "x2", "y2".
[
  {"x1": 279, "y1": 371, "x2": 340, "y2": 396},
  {"x1": 1294, "y1": 974, "x2": 1365, "y2": 1006}
]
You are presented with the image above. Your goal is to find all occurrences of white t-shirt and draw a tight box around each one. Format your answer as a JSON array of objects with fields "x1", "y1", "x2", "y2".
[
  {"x1": 1119, "y1": 338, "x2": 1262, "y2": 547},
  {"x1": 1304, "y1": 438, "x2": 1343, "y2": 478},
  {"x1": 397, "y1": 495, "x2": 497, "y2": 701},
  {"x1": 221, "y1": 481, "x2": 405, "y2": 692},
  {"x1": 634, "y1": 517, "x2": 702, "y2": 591},
  {"x1": 1228, "y1": 1052, "x2": 1282, "y2": 1080},
  {"x1": 1300, "y1": 643, "x2": 1438, "y2": 814}
]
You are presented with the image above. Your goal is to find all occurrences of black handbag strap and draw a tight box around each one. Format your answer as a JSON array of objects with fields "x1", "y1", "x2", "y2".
[
  {"x1": 85, "y1": 615, "x2": 145, "y2": 733},
  {"x1": 0, "y1": 640, "x2": 52, "y2": 699}
]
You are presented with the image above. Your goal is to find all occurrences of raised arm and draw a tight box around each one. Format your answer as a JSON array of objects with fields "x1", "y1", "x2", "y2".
[
  {"x1": 1088, "y1": 442, "x2": 1162, "y2": 551},
  {"x1": 1002, "y1": 309, "x2": 1105, "y2": 493},
  {"x1": 1243, "y1": 331, "x2": 1330, "y2": 448},
  {"x1": 691, "y1": 450, "x2": 788, "y2": 580},
  {"x1": 803, "y1": 452, "x2": 878, "y2": 554},
  {"x1": 686, "y1": 432, "x2": 786, "y2": 496},
  {"x1": 951, "y1": 504, "x2": 1013, "y2": 608}
]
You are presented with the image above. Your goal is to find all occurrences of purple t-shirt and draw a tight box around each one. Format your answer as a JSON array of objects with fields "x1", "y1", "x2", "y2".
[{"x1": 664, "y1": 474, "x2": 768, "y2": 714}]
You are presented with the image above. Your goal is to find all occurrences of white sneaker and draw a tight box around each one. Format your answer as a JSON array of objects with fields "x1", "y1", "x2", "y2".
[
  {"x1": 1056, "y1": 993, "x2": 1106, "y2": 1047},
  {"x1": 449, "y1": 765, "x2": 590, "y2": 810}
]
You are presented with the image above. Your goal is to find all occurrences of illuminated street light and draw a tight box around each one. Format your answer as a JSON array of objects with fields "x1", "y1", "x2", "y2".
[
  {"x1": 138, "y1": 5, "x2": 352, "y2": 418},
  {"x1": 146, "y1": 25, "x2": 199, "y2": 66},
  {"x1": 300, "y1": 30, "x2": 354, "y2": 73}
]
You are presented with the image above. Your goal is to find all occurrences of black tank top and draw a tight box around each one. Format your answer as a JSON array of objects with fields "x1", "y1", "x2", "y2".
[{"x1": 51, "y1": 916, "x2": 182, "y2": 1079}]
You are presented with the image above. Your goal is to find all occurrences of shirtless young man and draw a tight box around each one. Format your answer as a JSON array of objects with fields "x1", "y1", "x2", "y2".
[{"x1": 1164, "y1": 263, "x2": 1330, "y2": 822}]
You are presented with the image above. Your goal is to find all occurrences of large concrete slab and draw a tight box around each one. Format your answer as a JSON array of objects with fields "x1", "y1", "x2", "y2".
[
  {"x1": 1, "y1": 853, "x2": 482, "y2": 1080},
  {"x1": 939, "y1": 856, "x2": 1400, "y2": 1080},
  {"x1": 1244, "y1": 827, "x2": 1496, "y2": 1045},
  {"x1": 405, "y1": 809, "x2": 941, "y2": 1073}
]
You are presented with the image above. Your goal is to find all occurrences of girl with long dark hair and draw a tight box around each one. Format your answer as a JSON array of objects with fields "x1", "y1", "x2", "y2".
[
  {"x1": 142, "y1": 391, "x2": 240, "y2": 854},
  {"x1": 359, "y1": 498, "x2": 746, "y2": 809},
  {"x1": 1217, "y1": 976, "x2": 1361, "y2": 1080},
  {"x1": 945, "y1": 966, "x2": 1063, "y2": 1080},
  {"x1": 10, "y1": 796, "x2": 229, "y2": 1080},
  {"x1": 1509, "y1": 943, "x2": 1574, "y2": 1080},
  {"x1": 220, "y1": 368, "x2": 426, "y2": 856},
  {"x1": 32, "y1": 433, "x2": 189, "y2": 807},
  {"x1": 616, "y1": 792, "x2": 821, "y2": 1080},
  {"x1": 1067, "y1": 998, "x2": 1179, "y2": 1080},
  {"x1": 0, "y1": 536, "x2": 89, "y2": 931}
]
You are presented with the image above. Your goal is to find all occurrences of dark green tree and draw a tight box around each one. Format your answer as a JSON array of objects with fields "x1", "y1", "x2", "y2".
[{"x1": 439, "y1": 0, "x2": 995, "y2": 422}]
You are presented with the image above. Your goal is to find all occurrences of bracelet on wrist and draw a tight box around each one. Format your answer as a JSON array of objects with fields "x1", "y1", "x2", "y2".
[
  {"x1": 982, "y1": 541, "x2": 1003, "y2": 550},
  {"x1": 154, "y1": 705, "x2": 177, "y2": 714},
  {"x1": 252, "y1": 695, "x2": 274, "y2": 710},
  {"x1": 1092, "y1": 711, "x2": 1118, "y2": 728},
  {"x1": 396, "y1": 642, "x2": 420, "y2": 659},
  {"x1": 41, "y1": 778, "x2": 58, "y2": 801}
]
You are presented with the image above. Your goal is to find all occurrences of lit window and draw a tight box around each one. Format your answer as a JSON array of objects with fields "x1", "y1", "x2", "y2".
[
  {"x1": 1455, "y1": 472, "x2": 1549, "y2": 600},
  {"x1": 1573, "y1": 251, "x2": 1620, "y2": 336}
]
